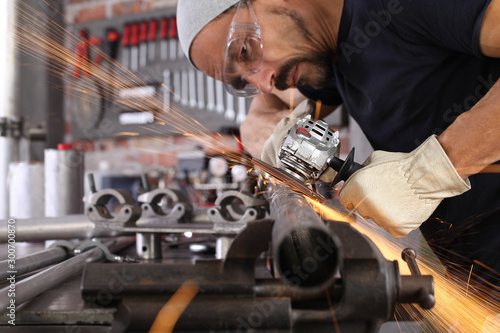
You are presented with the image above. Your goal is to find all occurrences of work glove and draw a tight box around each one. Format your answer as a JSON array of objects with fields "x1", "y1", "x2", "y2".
[
  {"x1": 480, "y1": 313, "x2": 500, "y2": 333},
  {"x1": 339, "y1": 135, "x2": 471, "y2": 238},
  {"x1": 261, "y1": 100, "x2": 336, "y2": 182}
]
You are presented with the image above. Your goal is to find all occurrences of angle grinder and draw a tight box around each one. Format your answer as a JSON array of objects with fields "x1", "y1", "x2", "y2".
[{"x1": 253, "y1": 114, "x2": 363, "y2": 202}]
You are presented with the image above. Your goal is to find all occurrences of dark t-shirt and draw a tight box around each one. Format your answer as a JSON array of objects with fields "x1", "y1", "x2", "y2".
[{"x1": 300, "y1": 0, "x2": 500, "y2": 291}]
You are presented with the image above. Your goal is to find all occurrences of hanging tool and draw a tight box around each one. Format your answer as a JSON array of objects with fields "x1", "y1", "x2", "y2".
[
  {"x1": 181, "y1": 69, "x2": 189, "y2": 105},
  {"x1": 236, "y1": 96, "x2": 247, "y2": 124},
  {"x1": 71, "y1": 29, "x2": 107, "y2": 131},
  {"x1": 163, "y1": 69, "x2": 171, "y2": 112},
  {"x1": 215, "y1": 80, "x2": 225, "y2": 114},
  {"x1": 121, "y1": 23, "x2": 131, "y2": 70},
  {"x1": 139, "y1": 21, "x2": 148, "y2": 68},
  {"x1": 206, "y1": 76, "x2": 216, "y2": 111},
  {"x1": 130, "y1": 22, "x2": 140, "y2": 72},
  {"x1": 148, "y1": 19, "x2": 158, "y2": 63},
  {"x1": 173, "y1": 70, "x2": 181, "y2": 103},
  {"x1": 169, "y1": 16, "x2": 178, "y2": 61},
  {"x1": 196, "y1": 71, "x2": 206, "y2": 110},
  {"x1": 189, "y1": 69, "x2": 197, "y2": 108},
  {"x1": 72, "y1": 27, "x2": 120, "y2": 130},
  {"x1": 105, "y1": 28, "x2": 121, "y2": 60},
  {"x1": 225, "y1": 91, "x2": 235, "y2": 121},
  {"x1": 160, "y1": 17, "x2": 169, "y2": 61},
  {"x1": 73, "y1": 29, "x2": 103, "y2": 79}
]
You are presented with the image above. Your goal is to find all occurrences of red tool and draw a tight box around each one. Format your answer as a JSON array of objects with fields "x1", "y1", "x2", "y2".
[
  {"x1": 139, "y1": 21, "x2": 148, "y2": 68},
  {"x1": 130, "y1": 22, "x2": 140, "y2": 71},
  {"x1": 169, "y1": 16, "x2": 177, "y2": 61},
  {"x1": 121, "y1": 23, "x2": 131, "y2": 69},
  {"x1": 160, "y1": 18, "x2": 169, "y2": 61},
  {"x1": 71, "y1": 29, "x2": 106, "y2": 131},
  {"x1": 106, "y1": 29, "x2": 120, "y2": 60},
  {"x1": 73, "y1": 29, "x2": 103, "y2": 79},
  {"x1": 148, "y1": 19, "x2": 158, "y2": 63}
]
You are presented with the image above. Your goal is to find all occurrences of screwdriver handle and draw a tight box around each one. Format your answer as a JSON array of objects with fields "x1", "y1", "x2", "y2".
[{"x1": 328, "y1": 147, "x2": 363, "y2": 185}]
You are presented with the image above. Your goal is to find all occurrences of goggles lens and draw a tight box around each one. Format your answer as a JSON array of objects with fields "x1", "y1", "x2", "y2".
[{"x1": 223, "y1": 1, "x2": 263, "y2": 97}]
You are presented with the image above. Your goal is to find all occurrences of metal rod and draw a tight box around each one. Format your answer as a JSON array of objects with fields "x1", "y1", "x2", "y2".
[
  {"x1": 44, "y1": 148, "x2": 85, "y2": 216},
  {"x1": 136, "y1": 232, "x2": 162, "y2": 260},
  {"x1": 269, "y1": 184, "x2": 342, "y2": 291},
  {"x1": 0, "y1": 0, "x2": 20, "y2": 219},
  {"x1": 0, "y1": 237, "x2": 134, "y2": 314},
  {"x1": 402, "y1": 248, "x2": 421, "y2": 276},
  {"x1": 0, "y1": 215, "x2": 124, "y2": 242},
  {"x1": 88, "y1": 173, "x2": 97, "y2": 193},
  {"x1": 0, "y1": 247, "x2": 68, "y2": 281}
]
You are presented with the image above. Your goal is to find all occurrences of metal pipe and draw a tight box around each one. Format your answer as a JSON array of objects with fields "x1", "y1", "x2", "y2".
[
  {"x1": 0, "y1": 237, "x2": 134, "y2": 314},
  {"x1": 254, "y1": 278, "x2": 343, "y2": 303},
  {"x1": 136, "y1": 232, "x2": 162, "y2": 260},
  {"x1": 0, "y1": 215, "x2": 125, "y2": 242},
  {"x1": 269, "y1": 184, "x2": 342, "y2": 291},
  {"x1": 0, "y1": 246, "x2": 68, "y2": 281},
  {"x1": 44, "y1": 148, "x2": 85, "y2": 217},
  {"x1": 115, "y1": 298, "x2": 292, "y2": 331},
  {"x1": 215, "y1": 235, "x2": 233, "y2": 259},
  {"x1": 0, "y1": 0, "x2": 20, "y2": 219}
]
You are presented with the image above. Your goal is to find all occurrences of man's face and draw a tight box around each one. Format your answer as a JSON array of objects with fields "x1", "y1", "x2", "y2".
[{"x1": 190, "y1": 1, "x2": 335, "y2": 95}]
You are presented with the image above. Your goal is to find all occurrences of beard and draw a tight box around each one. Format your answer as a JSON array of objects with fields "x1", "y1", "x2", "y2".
[
  {"x1": 274, "y1": 54, "x2": 335, "y2": 91},
  {"x1": 268, "y1": 7, "x2": 336, "y2": 91}
]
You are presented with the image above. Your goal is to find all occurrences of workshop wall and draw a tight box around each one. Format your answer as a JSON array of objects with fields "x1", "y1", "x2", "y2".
[
  {"x1": 64, "y1": 0, "x2": 240, "y2": 181},
  {"x1": 66, "y1": 0, "x2": 179, "y2": 24}
]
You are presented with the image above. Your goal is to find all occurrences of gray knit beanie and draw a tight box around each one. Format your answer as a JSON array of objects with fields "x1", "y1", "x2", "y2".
[{"x1": 177, "y1": 0, "x2": 240, "y2": 67}]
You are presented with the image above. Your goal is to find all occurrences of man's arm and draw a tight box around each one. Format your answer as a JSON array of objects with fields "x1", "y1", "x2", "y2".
[{"x1": 438, "y1": 0, "x2": 500, "y2": 178}]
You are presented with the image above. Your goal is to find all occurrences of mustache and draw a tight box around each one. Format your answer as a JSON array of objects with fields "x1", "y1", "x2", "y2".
[
  {"x1": 274, "y1": 54, "x2": 336, "y2": 91},
  {"x1": 275, "y1": 58, "x2": 306, "y2": 91}
]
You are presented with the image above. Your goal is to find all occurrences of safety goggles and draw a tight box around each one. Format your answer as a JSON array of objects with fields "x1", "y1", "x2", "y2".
[{"x1": 222, "y1": 0, "x2": 263, "y2": 97}]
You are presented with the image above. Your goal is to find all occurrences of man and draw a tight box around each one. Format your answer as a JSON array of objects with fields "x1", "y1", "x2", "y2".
[{"x1": 177, "y1": 0, "x2": 500, "y2": 298}]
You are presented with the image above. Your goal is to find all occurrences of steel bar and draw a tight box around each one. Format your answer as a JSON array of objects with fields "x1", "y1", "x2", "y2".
[
  {"x1": 0, "y1": 0, "x2": 19, "y2": 220},
  {"x1": 269, "y1": 184, "x2": 342, "y2": 291},
  {"x1": 44, "y1": 148, "x2": 84, "y2": 217},
  {"x1": 0, "y1": 246, "x2": 68, "y2": 281},
  {"x1": 254, "y1": 278, "x2": 343, "y2": 304},
  {"x1": 0, "y1": 215, "x2": 124, "y2": 242},
  {"x1": 136, "y1": 232, "x2": 162, "y2": 260},
  {"x1": 81, "y1": 261, "x2": 255, "y2": 302},
  {"x1": 0, "y1": 237, "x2": 134, "y2": 314},
  {"x1": 114, "y1": 298, "x2": 292, "y2": 331}
]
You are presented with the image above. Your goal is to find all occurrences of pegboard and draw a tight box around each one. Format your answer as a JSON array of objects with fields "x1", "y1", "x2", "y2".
[{"x1": 68, "y1": 7, "x2": 249, "y2": 141}]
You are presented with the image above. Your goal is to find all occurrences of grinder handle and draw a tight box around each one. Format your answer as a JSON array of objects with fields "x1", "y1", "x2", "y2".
[{"x1": 328, "y1": 147, "x2": 364, "y2": 185}]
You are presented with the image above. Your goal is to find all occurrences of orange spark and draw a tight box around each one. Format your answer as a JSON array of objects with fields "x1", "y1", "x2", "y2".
[
  {"x1": 149, "y1": 280, "x2": 199, "y2": 333},
  {"x1": 114, "y1": 132, "x2": 140, "y2": 137},
  {"x1": 317, "y1": 204, "x2": 500, "y2": 332}
]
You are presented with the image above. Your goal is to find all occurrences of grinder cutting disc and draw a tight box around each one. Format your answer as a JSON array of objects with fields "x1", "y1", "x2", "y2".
[{"x1": 252, "y1": 158, "x2": 328, "y2": 204}]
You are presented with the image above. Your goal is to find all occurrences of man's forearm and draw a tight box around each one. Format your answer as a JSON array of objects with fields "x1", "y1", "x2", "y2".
[
  {"x1": 240, "y1": 93, "x2": 294, "y2": 158},
  {"x1": 438, "y1": 79, "x2": 500, "y2": 178}
]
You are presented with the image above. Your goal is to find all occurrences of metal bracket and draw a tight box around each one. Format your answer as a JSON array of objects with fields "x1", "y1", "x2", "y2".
[
  {"x1": 208, "y1": 206, "x2": 260, "y2": 224},
  {"x1": 49, "y1": 239, "x2": 136, "y2": 262},
  {"x1": 48, "y1": 240, "x2": 77, "y2": 253},
  {"x1": 208, "y1": 191, "x2": 267, "y2": 224},
  {"x1": 85, "y1": 188, "x2": 142, "y2": 226},
  {"x1": 138, "y1": 188, "x2": 192, "y2": 223},
  {"x1": 77, "y1": 240, "x2": 136, "y2": 263}
]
